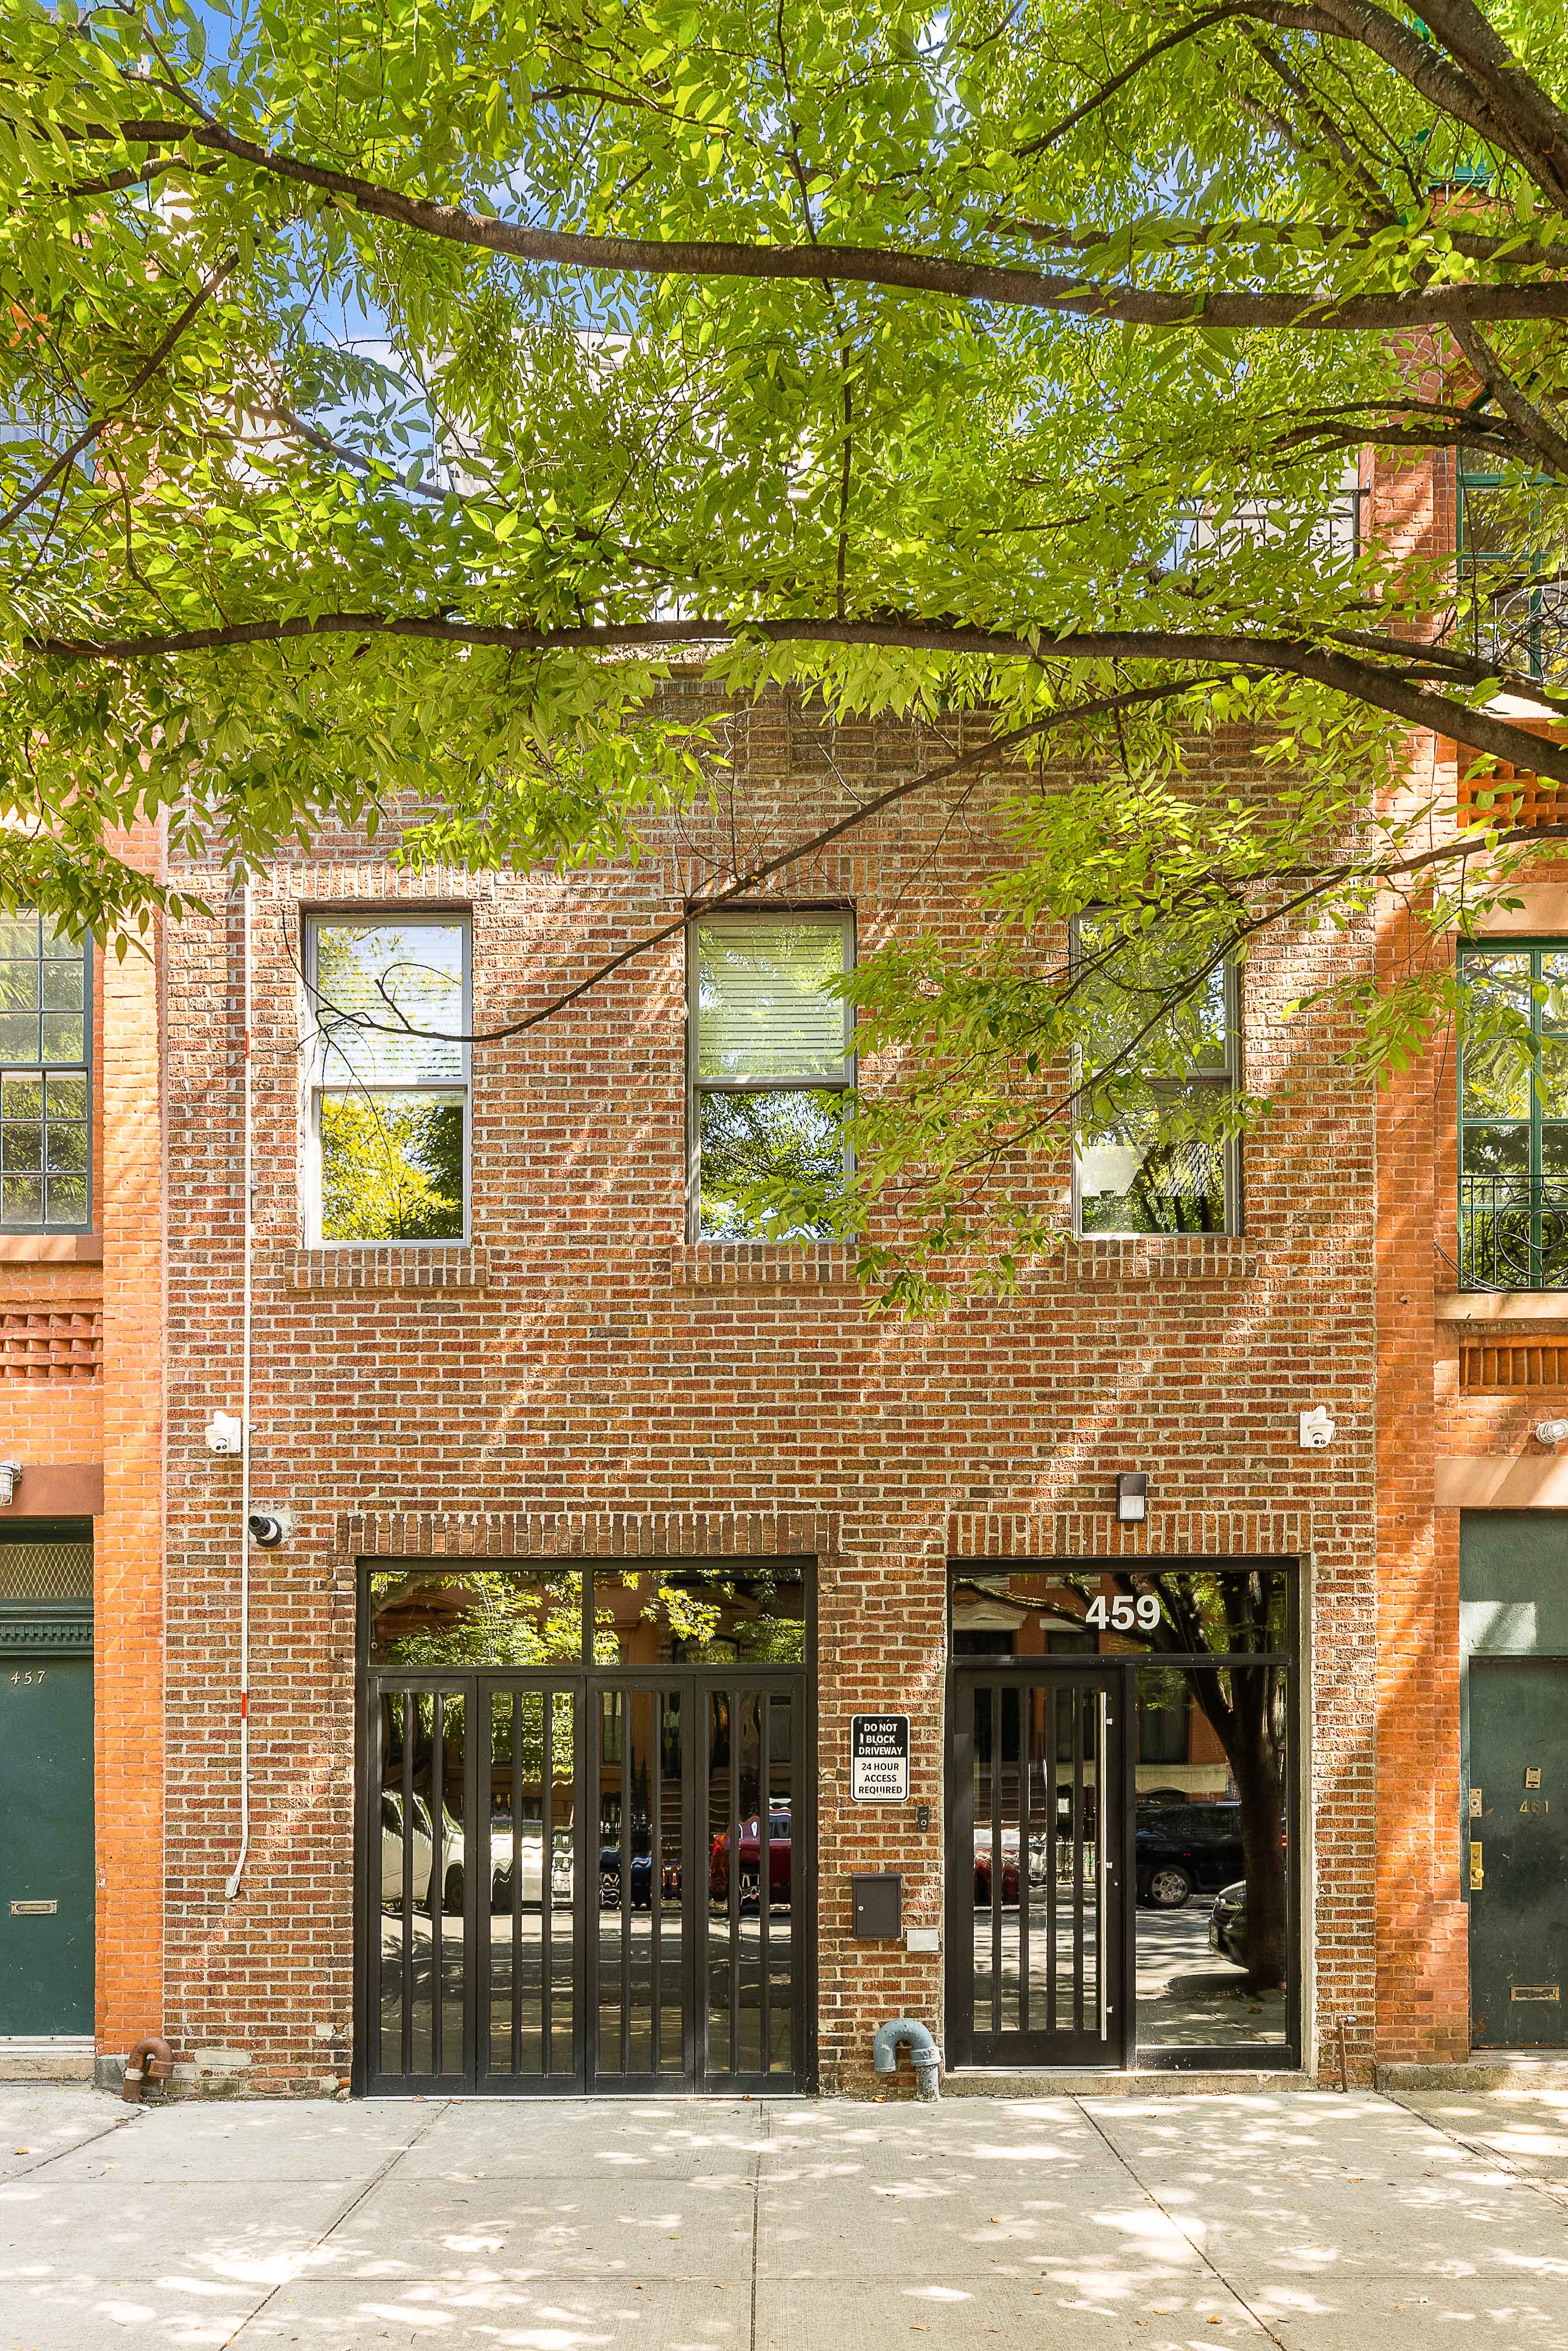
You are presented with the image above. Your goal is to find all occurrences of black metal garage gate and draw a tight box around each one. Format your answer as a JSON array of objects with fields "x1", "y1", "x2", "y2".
[{"x1": 357, "y1": 1662, "x2": 811, "y2": 2095}]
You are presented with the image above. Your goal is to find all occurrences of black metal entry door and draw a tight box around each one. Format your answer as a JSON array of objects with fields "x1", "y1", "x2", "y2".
[
  {"x1": 1469, "y1": 1657, "x2": 1568, "y2": 2049},
  {"x1": 946, "y1": 1669, "x2": 1129, "y2": 2068},
  {"x1": 361, "y1": 1666, "x2": 808, "y2": 2093}
]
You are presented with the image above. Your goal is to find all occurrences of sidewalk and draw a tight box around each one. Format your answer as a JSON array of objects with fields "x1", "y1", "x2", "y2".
[{"x1": 2, "y1": 2082, "x2": 1566, "y2": 2349}]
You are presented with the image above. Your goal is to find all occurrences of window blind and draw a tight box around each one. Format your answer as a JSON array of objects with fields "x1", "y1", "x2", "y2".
[
  {"x1": 314, "y1": 922, "x2": 465, "y2": 1087},
  {"x1": 696, "y1": 917, "x2": 849, "y2": 1081}
]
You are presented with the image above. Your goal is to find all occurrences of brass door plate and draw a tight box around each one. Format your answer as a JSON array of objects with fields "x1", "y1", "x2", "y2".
[
  {"x1": 1526, "y1": 1767, "x2": 1542, "y2": 1789},
  {"x1": 1470, "y1": 1787, "x2": 1483, "y2": 1817},
  {"x1": 1511, "y1": 1985, "x2": 1561, "y2": 2002},
  {"x1": 8, "y1": 1899, "x2": 57, "y2": 1916},
  {"x1": 1469, "y1": 1842, "x2": 1485, "y2": 1889}
]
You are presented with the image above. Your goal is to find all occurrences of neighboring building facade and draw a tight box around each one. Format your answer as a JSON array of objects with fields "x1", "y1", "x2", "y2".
[{"x1": 1, "y1": 450, "x2": 1563, "y2": 2096}]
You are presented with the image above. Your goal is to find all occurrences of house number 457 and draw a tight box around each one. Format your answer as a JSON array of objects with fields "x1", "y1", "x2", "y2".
[{"x1": 9, "y1": 1668, "x2": 46, "y2": 1685}]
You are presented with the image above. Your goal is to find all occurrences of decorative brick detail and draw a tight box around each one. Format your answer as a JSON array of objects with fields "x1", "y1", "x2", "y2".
[
  {"x1": 1459, "y1": 1341, "x2": 1568, "y2": 1390},
  {"x1": 343, "y1": 1507, "x2": 836, "y2": 1561},
  {"x1": 0, "y1": 1309, "x2": 101, "y2": 1378},
  {"x1": 946, "y1": 1510, "x2": 1309, "y2": 1559},
  {"x1": 1456, "y1": 762, "x2": 1568, "y2": 830},
  {"x1": 1066, "y1": 1236, "x2": 1258, "y2": 1284},
  {"x1": 282, "y1": 1246, "x2": 490, "y2": 1292}
]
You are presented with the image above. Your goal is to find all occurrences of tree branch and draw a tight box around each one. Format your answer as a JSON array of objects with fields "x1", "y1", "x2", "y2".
[
  {"x1": 88, "y1": 118, "x2": 1568, "y2": 330},
  {"x1": 29, "y1": 607, "x2": 1568, "y2": 783},
  {"x1": 1448, "y1": 318, "x2": 1568, "y2": 482}
]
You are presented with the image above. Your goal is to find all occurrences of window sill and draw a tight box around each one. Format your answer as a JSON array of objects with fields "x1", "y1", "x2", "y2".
[
  {"x1": 282, "y1": 1245, "x2": 490, "y2": 1293},
  {"x1": 669, "y1": 1241, "x2": 862, "y2": 1292},
  {"x1": 1437, "y1": 1290, "x2": 1568, "y2": 1322},
  {"x1": 1067, "y1": 1234, "x2": 1255, "y2": 1285},
  {"x1": 0, "y1": 1234, "x2": 101, "y2": 1263}
]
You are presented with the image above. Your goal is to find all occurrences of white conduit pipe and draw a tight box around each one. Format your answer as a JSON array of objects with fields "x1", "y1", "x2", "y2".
[{"x1": 225, "y1": 879, "x2": 254, "y2": 1901}]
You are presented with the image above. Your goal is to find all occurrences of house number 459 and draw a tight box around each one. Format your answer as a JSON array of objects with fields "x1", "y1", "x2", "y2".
[{"x1": 1085, "y1": 1595, "x2": 1160, "y2": 1631}]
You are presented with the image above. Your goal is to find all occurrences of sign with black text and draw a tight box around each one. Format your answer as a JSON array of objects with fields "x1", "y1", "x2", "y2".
[{"x1": 850, "y1": 1714, "x2": 910, "y2": 1803}]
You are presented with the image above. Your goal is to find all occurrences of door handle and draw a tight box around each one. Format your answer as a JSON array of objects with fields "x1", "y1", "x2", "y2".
[
  {"x1": 1469, "y1": 1840, "x2": 1484, "y2": 1891},
  {"x1": 1096, "y1": 1690, "x2": 1109, "y2": 2041}
]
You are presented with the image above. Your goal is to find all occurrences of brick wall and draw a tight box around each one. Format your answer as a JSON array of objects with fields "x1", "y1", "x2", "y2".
[
  {"x1": 98, "y1": 828, "x2": 167, "y2": 2056},
  {"x1": 144, "y1": 701, "x2": 1386, "y2": 2092}
]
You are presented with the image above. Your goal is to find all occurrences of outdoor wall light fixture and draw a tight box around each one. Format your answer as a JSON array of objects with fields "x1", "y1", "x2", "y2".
[
  {"x1": 1535, "y1": 1419, "x2": 1568, "y2": 1450},
  {"x1": 1116, "y1": 1471, "x2": 1149, "y2": 1524},
  {"x1": 0, "y1": 1461, "x2": 22, "y2": 1508}
]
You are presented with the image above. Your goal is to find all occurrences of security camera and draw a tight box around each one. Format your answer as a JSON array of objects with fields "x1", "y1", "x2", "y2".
[{"x1": 247, "y1": 1512, "x2": 285, "y2": 1548}]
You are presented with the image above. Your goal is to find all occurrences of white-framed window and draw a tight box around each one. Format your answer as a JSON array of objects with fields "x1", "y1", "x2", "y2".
[
  {"x1": 0, "y1": 911, "x2": 91, "y2": 1233},
  {"x1": 303, "y1": 913, "x2": 470, "y2": 1244},
  {"x1": 1071, "y1": 917, "x2": 1241, "y2": 1237},
  {"x1": 687, "y1": 911, "x2": 854, "y2": 1241}
]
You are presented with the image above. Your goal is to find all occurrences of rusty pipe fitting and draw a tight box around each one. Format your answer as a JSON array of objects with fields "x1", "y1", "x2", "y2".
[{"x1": 120, "y1": 2035, "x2": 175, "y2": 2105}]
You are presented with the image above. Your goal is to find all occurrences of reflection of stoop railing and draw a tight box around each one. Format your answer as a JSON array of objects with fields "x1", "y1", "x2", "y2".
[{"x1": 1459, "y1": 1173, "x2": 1568, "y2": 1292}]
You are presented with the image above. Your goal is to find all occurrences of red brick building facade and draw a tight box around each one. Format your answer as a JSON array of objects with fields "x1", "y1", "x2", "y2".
[{"x1": 1, "y1": 448, "x2": 1562, "y2": 2097}]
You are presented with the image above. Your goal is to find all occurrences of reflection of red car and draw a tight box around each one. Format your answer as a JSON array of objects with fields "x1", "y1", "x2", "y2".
[
  {"x1": 709, "y1": 1810, "x2": 792, "y2": 1904},
  {"x1": 973, "y1": 1832, "x2": 1021, "y2": 1906}
]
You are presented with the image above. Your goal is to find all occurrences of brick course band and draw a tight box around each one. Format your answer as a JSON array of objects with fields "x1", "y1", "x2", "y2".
[{"x1": 282, "y1": 1246, "x2": 491, "y2": 1292}]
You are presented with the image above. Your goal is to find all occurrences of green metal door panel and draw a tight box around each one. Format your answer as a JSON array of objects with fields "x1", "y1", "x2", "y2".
[
  {"x1": 1470, "y1": 1659, "x2": 1568, "y2": 2050},
  {"x1": 0, "y1": 1653, "x2": 95, "y2": 2035}
]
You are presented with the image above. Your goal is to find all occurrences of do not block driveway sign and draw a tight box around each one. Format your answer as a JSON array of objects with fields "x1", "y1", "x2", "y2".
[{"x1": 850, "y1": 1713, "x2": 910, "y2": 1802}]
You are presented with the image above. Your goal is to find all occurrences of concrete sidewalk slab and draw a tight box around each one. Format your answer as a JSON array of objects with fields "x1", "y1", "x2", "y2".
[
  {"x1": 0, "y1": 2085, "x2": 130, "y2": 2180},
  {"x1": 0, "y1": 2176, "x2": 355, "y2": 2284},
  {"x1": 237, "y1": 2273, "x2": 750, "y2": 2347},
  {"x1": 325, "y1": 2170, "x2": 757, "y2": 2281},
  {"x1": 1, "y1": 2085, "x2": 1566, "y2": 2350}
]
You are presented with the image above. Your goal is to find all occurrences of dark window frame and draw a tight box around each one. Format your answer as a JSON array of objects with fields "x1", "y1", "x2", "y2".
[
  {"x1": 1457, "y1": 935, "x2": 1568, "y2": 1291},
  {"x1": 1068, "y1": 918, "x2": 1243, "y2": 1240},
  {"x1": 685, "y1": 906, "x2": 856, "y2": 1244},
  {"x1": 0, "y1": 917, "x2": 92, "y2": 1236},
  {"x1": 302, "y1": 907, "x2": 473, "y2": 1247}
]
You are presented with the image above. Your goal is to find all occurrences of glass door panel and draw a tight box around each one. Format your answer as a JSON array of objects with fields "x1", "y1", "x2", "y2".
[
  {"x1": 949, "y1": 1670, "x2": 1125, "y2": 2068},
  {"x1": 590, "y1": 1681, "x2": 690, "y2": 2084},
  {"x1": 483, "y1": 1684, "x2": 578, "y2": 2084},
  {"x1": 372, "y1": 1682, "x2": 472, "y2": 2087},
  {"x1": 704, "y1": 1681, "x2": 800, "y2": 2088}
]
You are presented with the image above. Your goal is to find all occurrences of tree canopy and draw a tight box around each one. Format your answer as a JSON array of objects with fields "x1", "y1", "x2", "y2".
[{"x1": 6, "y1": 0, "x2": 1568, "y2": 1284}]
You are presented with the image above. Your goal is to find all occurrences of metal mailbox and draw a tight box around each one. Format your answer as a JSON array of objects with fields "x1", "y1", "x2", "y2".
[{"x1": 851, "y1": 1872, "x2": 902, "y2": 1940}]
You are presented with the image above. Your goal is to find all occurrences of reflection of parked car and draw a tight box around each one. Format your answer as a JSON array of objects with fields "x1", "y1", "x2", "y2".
[
  {"x1": 381, "y1": 1792, "x2": 435, "y2": 1909},
  {"x1": 488, "y1": 1818, "x2": 575, "y2": 1912},
  {"x1": 971, "y1": 1829, "x2": 1021, "y2": 1906},
  {"x1": 381, "y1": 1791, "x2": 464, "y2": 1911},
  {"x1": 1209, "y1": 1879, "x2": 1247, "y2": 1966},
  {"x1": 1135, "y1": 1802, "x2": 1244, "y2": 1908},
  {"x1": 709, "y1": 1810, "x2": 792, "y2": 1906},
  {"x1": 597, "y1": 1835, "x2": 680, "y2": 1908}
]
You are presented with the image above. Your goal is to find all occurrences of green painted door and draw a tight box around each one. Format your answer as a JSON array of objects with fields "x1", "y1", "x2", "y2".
[
  {"x1": 0, "y1": 1647, "x2": 95, "y2": 2035},
  {"x1": 1470, "y1": 1658, "x2": 1568, "y2": 2050}
]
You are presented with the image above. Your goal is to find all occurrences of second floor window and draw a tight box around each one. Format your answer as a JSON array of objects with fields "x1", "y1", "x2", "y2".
[
  {"x1": 1073, "y1": 919, "x2": 1240, "y2": 1236},
  {"x1": 0, "y1": 911, "x2": 89, "y2": 1232},
  {"x1": 305, "y1": 915, "x2": 469, "y2": 1243},
  {"x1": 1459, "y1": 941, "x2": 1568, "y2": 1288},
  {"x1": 688, "y1": 912, "x2": 853, "y2": 1241}
]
